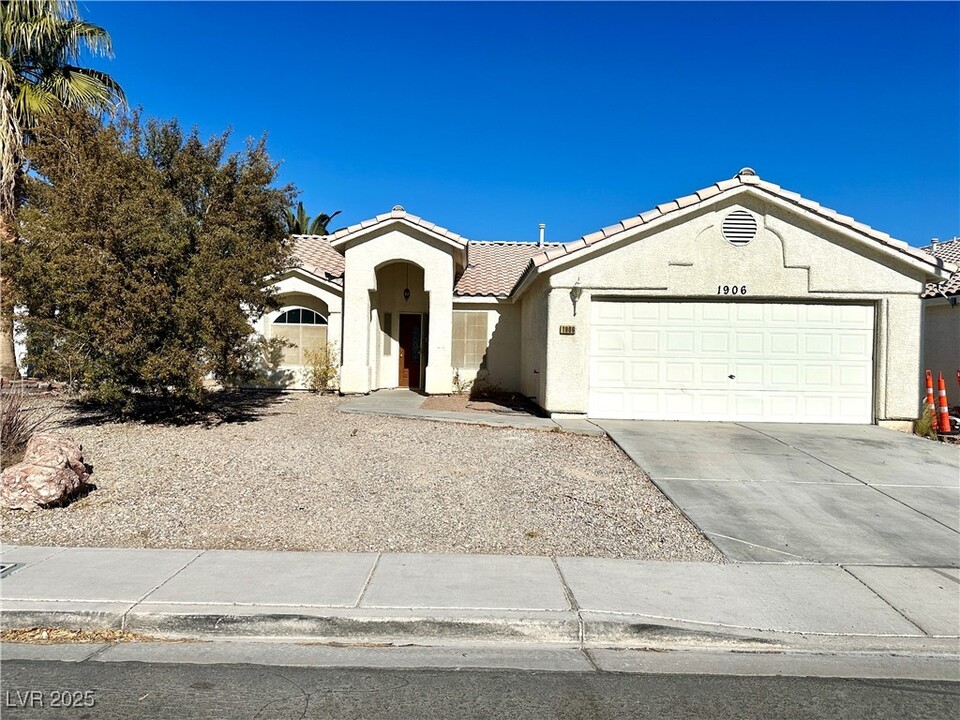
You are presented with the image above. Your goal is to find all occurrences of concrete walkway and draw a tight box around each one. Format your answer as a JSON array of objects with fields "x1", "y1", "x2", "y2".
[
  {"x1": 339, "y1": 389, "x2": 604, "y2": 435},
  {"x1": 2, "y1": 546, "x2": 958, "y2": 663},
  {"x1": 598, "y1": 421, "x2": 960, "y2": 566}
]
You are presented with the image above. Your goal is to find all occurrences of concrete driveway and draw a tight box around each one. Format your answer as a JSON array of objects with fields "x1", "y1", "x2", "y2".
[{"x1": 597, "y1": 422, "x2": 960, "y2": 566}]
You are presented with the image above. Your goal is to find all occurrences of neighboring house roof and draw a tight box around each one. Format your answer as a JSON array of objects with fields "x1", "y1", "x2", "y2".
[
  {"x1": 921, "y1": 237, "x2": 960, "y2": 298},
  {"x1": 513, "y1": 169, "x2": 955, "y2": 295},
  {"x1": 455, "y1": 242, "x2": 564, "y2": 297},
  {"x1": 291, "y1": 234, "x2": 345, "y2": 285}
]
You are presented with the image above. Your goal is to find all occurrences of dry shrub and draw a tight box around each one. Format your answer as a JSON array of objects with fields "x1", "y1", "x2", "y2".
[
  {"x1": 303, "y1": 342, "x2": 339, "y2": 393},
  {"x1": 913, "y1": 406, "x2": 939, "y2": 440},
  {"x1": 1, "y1": 389, "x2": 54, "y2": 468}
]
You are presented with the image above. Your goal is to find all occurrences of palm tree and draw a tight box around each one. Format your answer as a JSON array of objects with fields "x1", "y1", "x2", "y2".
[
  {"x1": 0, "y1": 0, "x2": 125, "y2": 380},
  {"x1": 284, "y1": 201, "x2": 341, "y2": 236}
]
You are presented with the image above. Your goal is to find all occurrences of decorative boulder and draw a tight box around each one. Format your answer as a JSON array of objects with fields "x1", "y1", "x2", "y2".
[{"x1": 1, "y1": 433, "x2": 90, "y2": 511}]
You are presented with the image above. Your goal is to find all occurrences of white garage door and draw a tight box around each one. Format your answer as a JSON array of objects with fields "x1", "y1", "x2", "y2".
[{"x1": 588, "y1": 301, "x2": 874, "y2": 423}]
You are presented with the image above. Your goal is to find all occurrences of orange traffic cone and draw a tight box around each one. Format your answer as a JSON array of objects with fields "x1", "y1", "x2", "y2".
[
  {"x1": 937, "y1": 372, "x2": 952, "y2": 434},
  {"x1": 924, "y1": 370, "x2": 936, "y2": 424}
]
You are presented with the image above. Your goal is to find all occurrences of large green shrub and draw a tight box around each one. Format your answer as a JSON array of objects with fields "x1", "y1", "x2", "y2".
[{"x1": 7, "y1": 110, "x2": 295, "y2": 409}]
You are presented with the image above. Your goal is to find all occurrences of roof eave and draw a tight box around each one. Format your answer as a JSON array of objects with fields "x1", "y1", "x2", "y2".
[
  {"x1": 268, "y1": 266, "x2": 345, "y2": 295},
  {"x1": 329, "y1": 216, "x2": 468, "y2": 254}
]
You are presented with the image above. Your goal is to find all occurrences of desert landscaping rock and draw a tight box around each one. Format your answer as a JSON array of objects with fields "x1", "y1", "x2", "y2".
[
  {"x1": 1, "y1": 433, "x2": 90, "y2": 511},
  {"x1": 0, "y1": 394, "x2": 720, "y2": 561}
]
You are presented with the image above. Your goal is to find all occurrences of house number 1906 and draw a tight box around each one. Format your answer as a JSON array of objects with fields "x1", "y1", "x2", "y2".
[{"x1": 718, "y1": 285, "x2": 747, "y2": 295}]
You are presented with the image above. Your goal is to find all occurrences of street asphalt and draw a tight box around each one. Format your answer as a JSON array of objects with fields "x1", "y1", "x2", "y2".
[{"x1": 2, "y1": 657, "x2": 957, "y2": 719}]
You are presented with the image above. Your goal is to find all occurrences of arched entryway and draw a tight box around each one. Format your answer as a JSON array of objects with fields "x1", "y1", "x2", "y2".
[{"x1": 374, "y1": 261, "x2": 427, "y2": 389}]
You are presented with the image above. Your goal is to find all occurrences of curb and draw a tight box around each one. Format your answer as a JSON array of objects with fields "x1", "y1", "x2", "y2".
[{"x1": 6, "y1": 606, "x2": 958, "y2": 658}]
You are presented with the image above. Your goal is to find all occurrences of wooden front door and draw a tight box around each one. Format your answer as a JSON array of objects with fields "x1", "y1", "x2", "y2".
[{"x1": 398, "y1": 314, "x2": 422, "y2": 389}]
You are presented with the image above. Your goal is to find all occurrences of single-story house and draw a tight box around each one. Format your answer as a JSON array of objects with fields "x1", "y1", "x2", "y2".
[
  {"x1": 258, "y1": 169, "x2": 956, "y2": 427},
  {"x1": 920, "y1": 237, "x2": 960, "y2": 389}
]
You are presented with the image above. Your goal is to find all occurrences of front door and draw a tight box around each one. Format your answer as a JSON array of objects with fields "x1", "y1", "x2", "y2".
[{"x1": 398, "y1": 314, "x2": 422, "y2": 389}]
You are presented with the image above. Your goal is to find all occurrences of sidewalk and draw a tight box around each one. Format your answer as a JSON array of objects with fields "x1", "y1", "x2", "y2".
[
  {"x1": 339, "y1": 389, "x2": 604, "y2": 435},
  {"x1": 2, "y1": 546, "x2": 958, "y2": 662}
]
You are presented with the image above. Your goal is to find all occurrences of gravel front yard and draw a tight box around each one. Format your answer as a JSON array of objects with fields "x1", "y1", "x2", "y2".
[{"x1": 2, "y1": 394, "x2": 721, "y2": 561}]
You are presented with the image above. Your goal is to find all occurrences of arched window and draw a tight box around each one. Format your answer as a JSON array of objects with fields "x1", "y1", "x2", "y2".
[
  {"x1": 271, "y1": 307, "x2": 328, "y2": 365},
  {"x1": 274, "y1": 308, "x2": 326, "y2": 325}
]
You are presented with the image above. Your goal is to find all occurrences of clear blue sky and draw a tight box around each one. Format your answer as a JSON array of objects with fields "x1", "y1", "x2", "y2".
[{"x1": 81, "y1": 1, "x2": 958, "y2": 246}]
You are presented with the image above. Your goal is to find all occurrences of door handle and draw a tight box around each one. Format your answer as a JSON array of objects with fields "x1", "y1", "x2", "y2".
[{"x1": 728, "y1": 374, "x2": 736, "y2": 380}]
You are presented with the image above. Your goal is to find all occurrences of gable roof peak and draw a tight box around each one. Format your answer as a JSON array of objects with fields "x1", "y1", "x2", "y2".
[
  {"x1": 513, "y1": 170, "x2": 953, "y2": 294},
  {"x1": 328, "y1": 207, "x2": 469, "y2": 248}
]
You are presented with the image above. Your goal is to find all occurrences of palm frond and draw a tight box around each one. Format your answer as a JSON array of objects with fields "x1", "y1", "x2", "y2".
[
  {"x1": 43, "y1": 65, "x2": 125, "y2": 110},
  {"x1": 308, "y1": 210, "x2": 341, "y2": 235}
]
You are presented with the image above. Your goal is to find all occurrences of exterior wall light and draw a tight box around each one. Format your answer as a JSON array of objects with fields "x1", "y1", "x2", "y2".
[
  {"x1": 403, "y1": 288, "x2": 411, "y2": 301},
  {"x1": 570, "y1": 281, "x2": 583, "y2": 316}
]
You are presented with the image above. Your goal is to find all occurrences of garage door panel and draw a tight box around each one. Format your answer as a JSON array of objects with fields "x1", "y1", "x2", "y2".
[
  {"x1": 628, "y1": 303, "x2": 660, "y2": 322},
  {"x1": 839, "y1": 305, "x2": 872, "y2": 324},
  {"x1": 596, "y1": 302, "x2": 629, "y2": 322},
  {"x1": 631, "y1": 330, "x2": 659, "y2": 352},
  {"x1": 769, "y1": 332, "x2": 799, "y2": 355},
  {"x1": 589, "y1": 301, "x2": 874, "y2": 423},
  {"x1": 839, "y1": 395, "x2": 871, "y2": 421},
  {"x1": 804, "y1": 305, "x2": 833, "y2": 323},
  {"x1": 735, "y1": 305, "x2": 764, "y2": 322},
  {"x1": 593, "y1": 328, "x2": 626, "y2": 354},
  {"x1": 700, "y1": 393, "x2": 731, "y2": 416},
  {"x1": 590, "y1": 360, "x2": 626, "y2": 386},
  {"x1": 770, "y1": 305, "x2": 800, "y2": 322},
  {"x1": 733, "y1": 363, "x2": 764, "y2": 386},
  {"x1": 839, "y1": 333, "x2": 871, "y2": 357},
  {"x1": 701, "y1": 363, "x2": 731, "y2": 384},
  {"x1": 767, "y1": 363, "x2": 800, "y2": 388},
  {"x1": 667, "y1": 304, "x2": 696, "y2": 321},
  {"x1": 665, "y1": 331, "x2": 695, "y2": 352},
  {"x1": 804, "y1": 333, "x2": 833, "y2": 355},
  {"x1": 735, "y1": 333, "x2": 764, "y2": 354},
  {"x1": 701, "y1": 304, "x2": 731, "y2": 322},
  {"x1": 699, "y1": 331, "x2": 729, "y2": 353},
  {"x1": 839, "y1": 365, "x2": 869, "y2": 388},
  {"x1": 666, "y1": 362, "x2": 695, "y2": 383},
  {"x1": 767, "y1": 395, "x2": 800, "y2": 420},
  {"x1": 630, "y1": 361, "x2": 660, "y2": 384}
]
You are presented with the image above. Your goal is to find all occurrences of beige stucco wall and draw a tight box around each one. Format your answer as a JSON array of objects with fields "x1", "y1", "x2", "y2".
[
  {"x1": 923, "y1": 300, "x2": 960, "y2": 392},
  {"x1": 450, "y1": 301, "x2": 522, "y2": 391},
  {"x1": 339, "y1": 226, "x2": 458, "y2": 394},
  {"x1": 250, "y1": 272, "x2": 343, "y2": 390},
  {"x1": 535, "y1": 193, "x2": 932, "y2": 421},
  {"x1": 519, "y1": 276, "x2": 549, "y2": 404}
]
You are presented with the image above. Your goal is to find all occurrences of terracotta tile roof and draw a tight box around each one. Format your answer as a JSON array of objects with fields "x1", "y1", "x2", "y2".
[
  {"x1": 455, "y1": 242, "x2": 564, "y2": 297},
  {"x1": 328, "y1": 206, "x2": 468, "y2": 248},
  {"x1": 921, "y1": 237, "x2": 960, "y2": 298},
  {"x1": 520, "y1": 170, "x2": 953, "y2": 285},
  {"x1": 290, "y1": 235, "x2": 344, "y2": 285}
]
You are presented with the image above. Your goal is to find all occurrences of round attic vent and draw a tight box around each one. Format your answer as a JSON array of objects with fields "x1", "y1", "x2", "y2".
[{"x1": 722, "y1": 210, "x2": 757, "y2": 246}]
